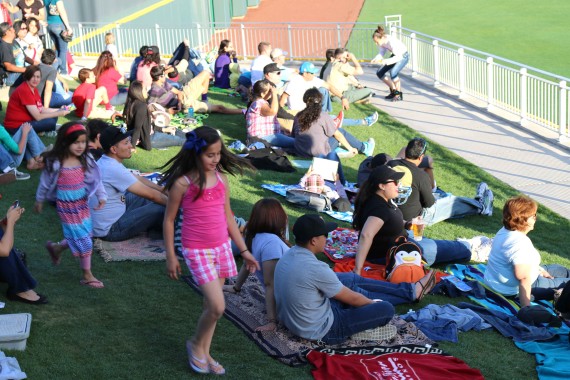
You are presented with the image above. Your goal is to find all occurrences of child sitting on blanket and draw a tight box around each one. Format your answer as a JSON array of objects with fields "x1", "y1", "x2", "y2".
[{"x1": 223, "y1": 198, "x2": 290, "y2": 331}]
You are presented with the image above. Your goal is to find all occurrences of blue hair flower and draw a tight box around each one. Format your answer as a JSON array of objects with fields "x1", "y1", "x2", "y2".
[{"x1": 183, "y1": 131, "x2": 207, "y2": 153}]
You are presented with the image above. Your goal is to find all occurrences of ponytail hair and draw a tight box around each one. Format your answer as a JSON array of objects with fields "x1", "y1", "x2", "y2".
[{"x1": 372, "y1": 25, "x2": 386, "y2": 39}]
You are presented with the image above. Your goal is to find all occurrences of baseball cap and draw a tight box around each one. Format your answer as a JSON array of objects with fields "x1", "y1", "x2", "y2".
[
  {"x1": 263, "y1": 63, "x2": 282, "y2": 75},
  {"x1": 299, "y1": 62, "x2": 319, "y2": 74},
  {"x1": 270, "y1": 48, "x2": 288, "y2": 60},
  {"x1": 293, "y1": 214, "x2": 337, "y2": 243},
  {"x1": 369, "y1": 165, "x2": 405, "y2": 185},
  {"x1": 100, "y1": 127, "x2": 132, "y2": 152}
]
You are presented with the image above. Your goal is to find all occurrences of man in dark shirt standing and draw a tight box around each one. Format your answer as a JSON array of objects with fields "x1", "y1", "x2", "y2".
[{"x1": 388, "y1": 138, "x2": 493, "y2": 225}]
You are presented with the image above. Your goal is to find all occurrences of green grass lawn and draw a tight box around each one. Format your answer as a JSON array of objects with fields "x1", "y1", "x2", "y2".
[
  {"x1": 357, "y1": 0, "x2": 570, "y2": 79},
  {"x1": 1, "y1": 90, "x2": 569, "y2": 379}
]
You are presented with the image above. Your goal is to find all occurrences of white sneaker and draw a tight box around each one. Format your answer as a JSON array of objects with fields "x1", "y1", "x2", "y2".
[
  {"x1": 13, "y1": 169, "x2": 31, "y2": 181},
  {"x1": 458, "y1": 236, "x2": 493, "y2": 262},
  {"x1": 480, "y1": 188, "x2": 494, "y2": 216},
  {"x1": 475, "y1": 182, "x2": 488, "y2": 201}
]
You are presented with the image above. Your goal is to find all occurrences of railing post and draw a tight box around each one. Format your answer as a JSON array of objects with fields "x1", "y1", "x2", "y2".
[
  {"x1": 410, "y1": 33, "x2": 418, "y2": 78},
  {"x1": 559, "y1": 81, "x2": 568, "y2": 142},
  {"x1": 336, "y1": 23, "x2": 341, "y2": 48},
  {"x1": 519, "y1": 68, "x2": 527, "y2": 126},
  {"x1": 287, "y1": 24, "x2": 293, "y2": 61},
  {"x1": 458, "y1": 48, "x2": 465, "y2": 98},
  {"x1": 78, "y1": 23, "x2": 85, "y2": 57},
  {"x1": 240, "y1": 24, "x2": 247, "y2": 60},
  {"x1": 115, "y1": 23, "x2": 122, "y2": 59},
  {"x1": 155, "y1": 24, "x2": 162, "y2": 52},
  {"x1": 197, "y1": 23, "x2": 202, "y2": 49},
  {"x1": 433, "y1": 40, "x2": 440, "y2": 87},
  {"x1": 486, "y1": 57, "x2": 494, "y2": 111}
]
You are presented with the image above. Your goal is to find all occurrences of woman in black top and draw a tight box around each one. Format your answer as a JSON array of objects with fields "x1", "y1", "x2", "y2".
[
  {"x1": 123, "y1": 80, "x2": 184, "y2": 151},
  {"x1": 353, "y1": 166, "x2": 473, "y2": 275}
]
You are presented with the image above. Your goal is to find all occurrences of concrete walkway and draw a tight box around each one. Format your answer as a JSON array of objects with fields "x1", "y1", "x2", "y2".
[{"x1": 357, "y1": 70, "x2": 570, "y2": 220}]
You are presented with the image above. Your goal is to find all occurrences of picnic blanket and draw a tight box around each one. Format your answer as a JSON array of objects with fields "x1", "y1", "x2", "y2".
[
  {"x1": 446, "y1": 264, "x2": 570, "y2": 379},
  {"x1": 261, "y1": 183, "x2": 355, "y2": 223},
  {"x1": 182, "y1": 275, "x2": 433, "y2": 367},
  {"x1": 94, "y1": 236, "x2": 166, "y2": 262}
]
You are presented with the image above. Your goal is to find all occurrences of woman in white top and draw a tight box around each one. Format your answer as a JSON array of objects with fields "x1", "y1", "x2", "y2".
[
  {"x1": 483, "y1": 195, "x2": 570, "y2": 307},
  {"x1": 371, "y1": 25, "x2": 409, "y2": 101},
  {"x1": 24, "y1": 17, "x2": 43, "y2": 63}
]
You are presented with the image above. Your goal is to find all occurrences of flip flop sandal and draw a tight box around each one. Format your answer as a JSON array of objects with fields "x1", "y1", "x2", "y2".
[
  {"x1": 208, "y1": 361, "x2": 226, "y2": 375},
  {"x1": 80, "y1": 279, "x2": 105, "y2": 289},
  {"x1": 186, "y1": 341, "x2": 209, "y2": 374},
  {"x1": 415, "y1": 270, "x2": 436, "y2": 302}
]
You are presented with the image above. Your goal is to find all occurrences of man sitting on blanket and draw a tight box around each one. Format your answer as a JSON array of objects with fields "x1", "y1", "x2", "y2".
[
  {"x1": 90, "y1": 128, "x2": 167, "y2": 242},
  {"x1": 274, "y1": 214, "x2": 436, "y2": 345}
]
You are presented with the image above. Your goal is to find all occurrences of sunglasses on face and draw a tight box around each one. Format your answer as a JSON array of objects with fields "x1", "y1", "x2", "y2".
[{"x1": 384, "y1": 180, "x2": 399, "y2": 186}]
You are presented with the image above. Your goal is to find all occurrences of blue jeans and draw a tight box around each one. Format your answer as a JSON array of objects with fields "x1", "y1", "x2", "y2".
[
  {"x1": 103, "y1": 192, "x2": 165, "y2": 241},
  {"x1": 415, "y1": 237, "x2": 471, "y2": 266},
  {"x1": 421, "y1": 195, "x2": 482, "y2": 226},
  {"x1": 11, "y1": 127, "x2": 46, "y2": 166},
  {"x1": 533, "y1": 264, "x2": 570, "y2": 289},
  {"x1": 4, "y1": 72, "x2": 21, "y2": 87},
  {"x1": 318, "y1": 87, "x2": 332, "y2": 113},
  {"x1": 50, "y1": 92, "x2": 73, "y2": 108},
  {"x1": 328, "y1": 128, "x2": 364, "y2": 152},
  {"x1": 0, "y1": 248, "x2": 37, "y2": 295},
  {"x1": 321, "y1": 273, "x2": 413, "y2": 344},
  {"x1": 260, "y1": 133, "x2": 295, "y2": 148},
  {"x1": 0, "y1": 144, "x2": 15, "y2": 171},
  {"x1": 376, "y1": 52, "x2": 410, "y2": 81},
  {"x1": 150, "y1": 132, "x2": 184, "y2": 149},
  {"x1": 30, "y1": 117, "x2": 58, "y2": 133},
  {"x1": 110, "y1": 92, "x2": 128, "y2": 106},
  {"x1": 47, "y1": 23, "x2": 68, "y2": 74}
]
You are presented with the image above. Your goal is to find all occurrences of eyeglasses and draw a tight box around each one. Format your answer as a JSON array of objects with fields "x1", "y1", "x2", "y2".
[
  {"x1": 416, "y1": 138, "x2": 428, "y2": 155},
  {"x1": 384, "y1": 180, "x2": 399, "y2": 186},
  {"x1": 20, "y1": 27, "x2": 27, "y2": 30}
]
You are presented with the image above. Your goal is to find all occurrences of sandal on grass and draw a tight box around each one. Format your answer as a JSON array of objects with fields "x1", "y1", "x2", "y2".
[
  {"x1": 208, "y1": 360, "x2": 226, "y2": 375},
  {"x1": 415, "y1": 269, "x2": 436, "y2": 302},
  {"x1": 186, "y1": 341, "x2": 209, "y2": 374},
  {"x1": 80, "y1": 279, "x2": 105, "y2": 289}
]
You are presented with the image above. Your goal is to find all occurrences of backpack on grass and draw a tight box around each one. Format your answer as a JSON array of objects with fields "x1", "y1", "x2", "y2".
[
  {"x1": 285, "y1": 189, "x2": 332, "y2": 212},
  {"x1": 385, "y1": 237, "x2": 426, "y2": 284}
]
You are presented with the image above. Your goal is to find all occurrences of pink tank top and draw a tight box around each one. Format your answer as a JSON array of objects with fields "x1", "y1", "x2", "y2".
[{"x1": 181, "y1": 172, "x2": 229, "y2": 249}]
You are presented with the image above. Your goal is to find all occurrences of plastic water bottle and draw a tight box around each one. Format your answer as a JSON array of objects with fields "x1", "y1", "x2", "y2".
[{"x1": 187, "y1": 106, "x2": 194, "y2": 118}]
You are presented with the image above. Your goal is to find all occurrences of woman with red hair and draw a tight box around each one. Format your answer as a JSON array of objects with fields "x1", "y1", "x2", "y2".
[
  {"x1": 93, "y1": 50, "x2": 126, "y2": 106},
  {"x1": 484, "y1": 195, "x2": 570, "y2": 307}
]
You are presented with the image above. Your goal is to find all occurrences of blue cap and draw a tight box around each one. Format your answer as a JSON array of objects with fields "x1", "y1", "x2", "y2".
[{"x1": 299, "y1": 62, "x2": 319, "y2": 74}]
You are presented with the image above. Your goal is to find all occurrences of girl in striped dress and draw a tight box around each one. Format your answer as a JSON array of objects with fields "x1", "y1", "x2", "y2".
[{"x1": 35, "y1": 122, "x2": 107, "y2": 288}]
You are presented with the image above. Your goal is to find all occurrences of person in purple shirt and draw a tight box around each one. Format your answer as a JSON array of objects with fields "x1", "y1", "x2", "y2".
[{"x1": 214, "y1": 39, "x2": 237, "y2": 89}]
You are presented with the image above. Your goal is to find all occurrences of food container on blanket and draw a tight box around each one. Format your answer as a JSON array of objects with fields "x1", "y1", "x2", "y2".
[{"x1": 0, "y1": 313, "x2": 32, "y2": 350}]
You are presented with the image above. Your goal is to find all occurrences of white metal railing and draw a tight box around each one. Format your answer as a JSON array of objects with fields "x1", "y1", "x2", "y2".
[{"x1": 59, "y1": 20, "x2": 569, "y2": 141}]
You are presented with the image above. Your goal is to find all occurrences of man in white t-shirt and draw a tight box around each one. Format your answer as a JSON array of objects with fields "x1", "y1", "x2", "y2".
[
  {"x1": 250, "y1": 41, "x2": 272, "y2": 85},
  {"x1": 280, "y1": 62, "x2": 349, "y2": 113},
  {"x1": 91, "y1": 128, "x2": 168, "y2": 241}
]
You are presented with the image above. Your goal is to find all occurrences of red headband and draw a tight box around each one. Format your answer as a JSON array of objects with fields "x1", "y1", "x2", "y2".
[{"x1": 65, "y1": 124, "x2": 86, "y2": 136}]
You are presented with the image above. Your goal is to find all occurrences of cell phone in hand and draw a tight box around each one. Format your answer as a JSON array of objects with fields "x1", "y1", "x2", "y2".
[{"x1": 0, "y1": 200, "x2": 20, "y2": 225}]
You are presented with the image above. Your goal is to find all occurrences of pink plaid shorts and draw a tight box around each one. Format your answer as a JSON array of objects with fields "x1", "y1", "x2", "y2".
[{"x1": 183, "y1": 240, "x2": 237, "y2": 285}]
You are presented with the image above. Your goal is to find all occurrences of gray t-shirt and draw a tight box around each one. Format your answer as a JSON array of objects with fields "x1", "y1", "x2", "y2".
[
  {"x1": 292, "y1": 112, "x2": 336, "y2": 158},
  {"x1": 38, "y1": 63, "x2": 57, "y2": 97},
  {"x1": 90, "y1": 155, "x2": 138, "y2": 237},
  {"x1": 251, "y1": 233, "x2": 288, "y2": 286},
  {"x1": 274, "y1": 245, "x2": 343, "y2": 340}
]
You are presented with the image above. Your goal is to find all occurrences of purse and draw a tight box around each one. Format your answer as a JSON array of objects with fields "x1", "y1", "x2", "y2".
[{"x1": 60, "y1": 30, "x2": 73, "y2": 43}]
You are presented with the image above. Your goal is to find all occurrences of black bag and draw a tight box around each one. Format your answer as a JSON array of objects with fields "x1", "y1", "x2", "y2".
[
  {"x1": 245, "y1": 148, "x2": 295, "y2": 172},
  {"x1": 285, "y1": 189, "x2": 332, "y2": 212},
  {"x1": 60, "y1": 30, "x2": 73, "y2": 43}
]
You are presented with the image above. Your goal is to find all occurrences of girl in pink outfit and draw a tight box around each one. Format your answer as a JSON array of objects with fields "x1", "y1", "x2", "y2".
[{"x1": 161, "y1": 126, "x2": 259, "y2": 375}]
